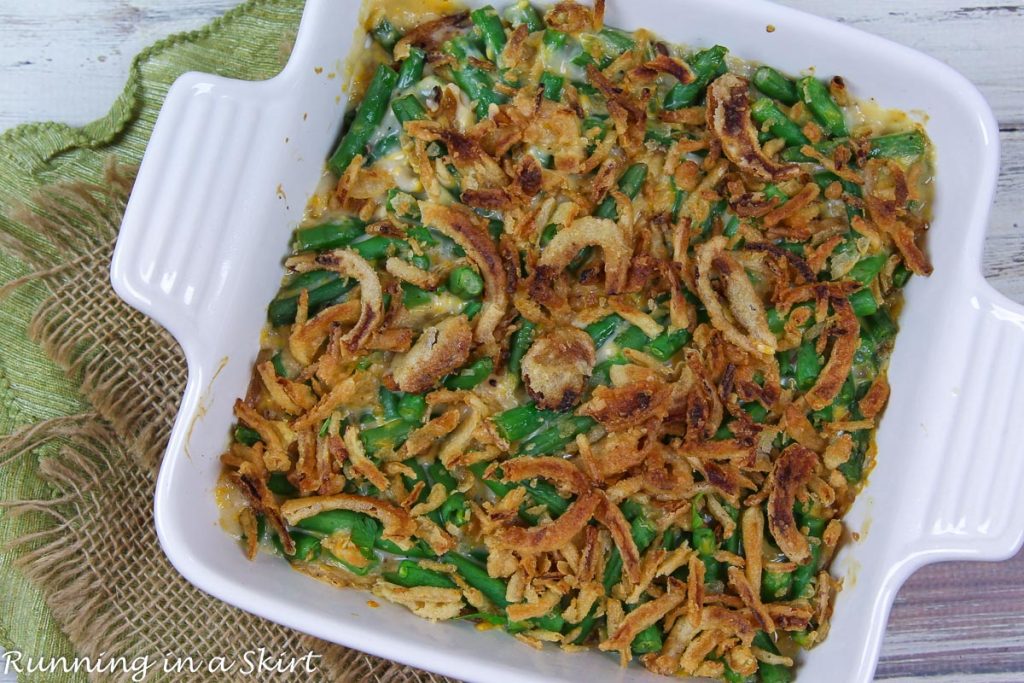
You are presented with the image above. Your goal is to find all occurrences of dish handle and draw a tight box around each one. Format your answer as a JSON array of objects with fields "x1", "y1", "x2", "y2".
[{"x1": 907, "y1": 278, "x2": 1024, "y2": 563}]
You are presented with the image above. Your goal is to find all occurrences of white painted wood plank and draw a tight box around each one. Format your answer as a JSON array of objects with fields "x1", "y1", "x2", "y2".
[{"x1": 776, "y1": 0, "x2": 1024, "y2": 126}]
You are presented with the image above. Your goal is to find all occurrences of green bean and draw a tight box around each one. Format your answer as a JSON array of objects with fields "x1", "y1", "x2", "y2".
[
  {"x1": 631, "y1": 624, "x2": 663, "y2": 654},
  {"x1": 848, "y1": 254, "x2": 887, "y2": 284},
  {"x1": 492, "y1": 402, "x2": 558, "y2": 442},
  {"x1": 892, "y1": 263, "x2": 912, "y2": 288},
  {"x1": 752, "y1": 65, "x2": 799, "y2": 105},
  {"x1": 234, "y1": 425, "x2": 261, "y2": 446},
  {"x1": 692, "y1": 526, "x2": 717, "y2": 557},
  {"x1": 508, "y1": 320, "x2": 536, "y2": 379},
  {"x1": 505, "y1": 1, "x2": 545, "y2": 32},
  {"x1": 620, "y1": 499, "x2": 644, "y2": 521},
  {"x1": 276, "y1": 532, "x2": 320, "y2": 563},
  {"x1": 444, "y1": 552, "x2": 510, "y2": 607},
  {"x1": 444, "y1": 357, "x2": 493, "y2": 390},
  {"x1": 524, "y1": 479, "x2": 570, "y2": 516},
  {"x1": 571, "y1": 607, "x2": 599, "y2": 644},
  {"x1": 595, "y1": 163, "x2": 648, "y2": 219},
  {"x1": 723, "y1": 504, "x2": 741, "y2": 554},
  {"x1": 585, "y1": 314, "x2": 623, "y2": 347},
  {"x1": 396, "y1": 47, "x2": 427, "y2": 89},
  {"x1": 401, "y1": 282, "x2": 432, "y2": 309},
  {"x1": 406, "y1": 225, "x2": 438, "y2": 247},
  {"x1": 632, "y1": 513, "x2": 658, "y2": 552},
  {"x1": 328, "y1": 63, "x2": 399, "y2": 175},
  {"x1": 376, "y1": 537, "x2": 436, "y2": 558},
  {"x1": 266, "y1": 472, "x2": 296, "y2": 496},
  {"x1": 469, "y1": 460, "x2": 512, "y2": 498},
  {"x1": 268, "y1": 276, "x2": 354, "y2": 326},
  {"x1": 367, "y1": 131, "x2": 400, "y2": 164},
  {"x1": 767, "y1": 307, "x2": 785, "y2": 334},
  {"x1": 440, "y1": 492, "x2": 469, "y2": 526},
  {"x1": 539, "y1": 71, "x2": 564, "y2": 101},
  {"x1": 398, "y1": 393, "x2": 427, "y2": 423},
  {"x1": 297, "y1": 510, "x2": 379, "y2": 562},
  {"x1": 868, "y1": 130, "x2": 926, "y2": 159},
  {"x1": 723, "y1": 214, "x2": 741, "y2": 237},
  {"x1": 812, "y1": 170, "x2": 862, "y2": 198},
  {"x1": 448, "y1": 266, "x2": 484, "y2": 298},
  {"x1": 379, "y1": 386, "x2": 401, "y2": 420},
  {"x1": 370, "y1": 17, "x2": 402, "y2": 51},
  {"x1": 391, "y1": 94, "x2": 427, "y2": 124},
  {"x1": 760, "y1": 663, "x2": 794, "y2": 683},
  {"x1": 798, "y1": 76, "x2": 848, "y2": 137},
  {"x1": 592, "y1": 27, "x2": 635, "y2": 67},
  {"x1": 724, "y1": 664, "x2": 756, "y2": 683},
  {"x1": 646, "y1": 327, "x2": 691, "y2": 361},
  {"x1": 838, "y1": 430, "x2": 869, "y2": 483},
  {"x1": 761, "y1": 569, "x2": 793, "y2": 601},
  {"x1": 384, "y1": 560, "x2": 457, "y2": 588},
  {"x1": 790, "y1": 538, "x2": 822, "y2": 598},
  {"x1": 361, "y1": 418, "x2": 414, "y2": 454},
  {"x1": 849, "y1": 288, "x2": 879, "y2": 317},
  {"x1": 351, "y1": 235, "x2": 404, "y2": 261},
  {"x1": 795, "y1": 341, "x2": 822, "y2": 392},
  {"x1": 615, "y1": 324, "x2": 650, "y2": 351},
  {"x1": 293, "y1": 217, "x2": 365, "y2": 253},
  {"x1": 534, "y1": 611, "x2": 565, "y2": 633},
  {"x1": 590, "y1": 356, "x2": 627, "y2": 386},
  {"x1": 471, "y1": 5, "x2": 508, "y2": 61},
  {"x1": 664, "y1": 45, "x2": 728, "y2": 110},
  {"x1": 763, "y1": 184, "x2": 789, "y2": 204},
  {"x1": 751, "y1": 98, "x2": 809, "y2": 148},
  {"x1": 519, "y1": 416, "x2": 595, "y2": 456},
  {"x1": 743, "y1": 401, "x2": 769, "y2": 424},
  {"x1": 445, "y1": 38, "x2": 507, "y2": 118}
]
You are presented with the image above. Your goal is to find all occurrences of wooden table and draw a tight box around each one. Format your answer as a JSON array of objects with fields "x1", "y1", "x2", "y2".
[{"x1": 0, "y1": 1, "x2": 1021, "y2": 680}]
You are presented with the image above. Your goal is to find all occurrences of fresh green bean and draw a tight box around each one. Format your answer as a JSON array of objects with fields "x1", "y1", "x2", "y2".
[
  {"x1": 268, "y1": 276, "x2": 354, "y2": 326},
  {"x1": 752, "y1": 65, "x2": 799, "y2": 105},
  {"x1": 795, "y1": 341, "x2": 822, "y2": 392},
  {"x1": 790, "y1": 538, "x2": 821, "y2": 598},
  {"x1": 751, "y1": 98, "x2": 809, "y2": 148},
  {"x1": 234, "y1": 425, "x2": 261, "y2": 446},
  {"x1": 615, "y1": 324, "x2": 650, "y2": 352},
  {"x1": 508, "y1": 320, "x2": 536, "y2": 379},
  {"x1": 505, "y1": 1, "x2": 545, "y2": 32},
  {"x1": 463, "y1": 298, "x2": 483, "y2": 320},
  {"x1": 631, "y1": 624, "x2": 663, "y2": 654},
  {"x1": 798, "y1": 76, "x2": 848, "y2": 137},
  {"x1": 383, "y1": 560, "x2": 457, "y2": 588},
  {"x1": 267, "y1": 472, "x2": 296, "y2": 496},
  {"x1": 398, "y1": 393, "x2": 427, "y2": 423},
  {"x1": 361, "y1": 418, "x2": 414, "y2": 454},
  {"x1": 401, "y1": 282, "x2": 432, "y2": 309},
  {"x1": 892, "y1": 263, "x2": 912, "y2": 288},
  {"x1": 664, "y1": 45, "x2": 728, "y2": 110},
  {"x1": 370, "y1": 18, "x2": 402, "y2": 51},
  {"x1": 585, "y1": 314, "x2": 623, "y2": 347},
  {"x1": 351, "y1": 235, "x2": 404, "y2": 261},
  {"x1": 594, "y1": 163, "x2": 648, "y2": 219},
  {"x1": 448, "y1": 266, "x2": 484, "y2": 298},
  {"x1": 761, "y1": 569, "x2": 793, "y2": 601},
  {"x1": 328, "y1": 63, "x2": 399, "y2": 175},
  {"x1": 277, "y1": 532, "x2": 320, "y2": 563},
  {"x1": 646, "y1": 327, "x2": 691, "y2": 361},
  {"x1": 492, "y1": 402, "x2": 558, "y2": 442},
  {"x1": 293, "y1": 217, "x2": 365, "y2": 253},
  {"x1": 391, "y1": 94, "x2": 427, "y2": 124},
  {"x1": 440, "y1": 492, "x2": 469, "y2": 526},
  {"x1": 848, "y1": 254, "x2": 887, "y2": 284},
  {"x1": 760, "y1": 663, "x2": 794, "y2": 683},
  {"x1": 470, "y1": 5, "x2": 508, "y2": 61},
  {"x1": 444, "y1": 357, "x2": 493, "y2": 390},
  {"x1": 396, "y1": 47, "x2": 427, "y2": 89},
  {"x1": 539, "y1": 71, "x2": 564, "y2": 101},
  {"x1": 519, "y1": 416, "x2": 595, "y2": 456},
  {"x1": 849, "y1": 288, "x2": 879, "y2": 317},
  {"x1": 868, "y1": 130, "x2": 925, "y2": 159},
  {"x1": 379, "y1": 386, "x2": 401, "y2": 420},
  {"x1": 444, "y1": 552, "x2": 510, "y2": 607}
]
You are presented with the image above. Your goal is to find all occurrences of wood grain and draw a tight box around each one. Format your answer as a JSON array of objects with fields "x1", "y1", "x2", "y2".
[{"x1": 0, "y1": 1, "x2": 1021, "y2": 681}]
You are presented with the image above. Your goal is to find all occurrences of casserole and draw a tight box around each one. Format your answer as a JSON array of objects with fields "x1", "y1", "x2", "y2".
[{"x1": 110, "y1": 0, "x2": 1024, "y2": 680}]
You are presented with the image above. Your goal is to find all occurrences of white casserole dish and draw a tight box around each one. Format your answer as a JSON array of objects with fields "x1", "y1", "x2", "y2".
[{"x1": 109, "y1": 0, "x2": 1024, "y2": 680}]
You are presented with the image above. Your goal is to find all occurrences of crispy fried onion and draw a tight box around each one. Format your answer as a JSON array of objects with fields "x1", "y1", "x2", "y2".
[
  {"x1": 594, "y1": 494, "x2": 641, "y2": 583},
  {"x1": 805, "y1": 296, "x2": 859, "y2": 411},
  {"x1": 281, "y1": 493, "x2": 417, "y2": 545},
  {"x1": 419, "y1": 201, "x2": 508, "y2": 344},
  {"x1": 392, "y1": 315, "x2": 473, "y2": 394},
  {"x1": 599, "y1": 578, "x2": 686, "y2": 658},
  {"x1": 385, "y1": 256, "x2": 440, "y2": 290},
  {"x1": 229, "y1": 461, "x2": 293, "y2": 554},
  {"x1": 288, "y1": 300, "x2": 361, "y2": 365},
  {"x1": 706, "y1": 73, "x2": 800, "y2": 182},
  {"x1": 535, "y1": 216, "x2": 631, "y2": 295},
  {"x1": 492, "y1": 491, "x2": 601, "y2": 552},
  {"x1": 766, "y1": 444, "x2": 819, "y2": 563},
  {"x1": 499, "y1": 456, "x2": 593, "y2": 495},
  {"x1": 286, "y1": 249, "x2": 383, "y2": 351},
  {"x1": 374, "y1": 582, "x2": 465, "y2": 621},
  {"x1": 520, "y1": 326, "x2": 596, "y2": 411},
  {"x1": 580, "y1": 380, "x2": 671, "y2": 430},
  {"x1": 864, "y1": 158, "x2": 932, "y2": 275},
  {"x1": 695, "y1": 236, "x2": 777, "y2": 356}
]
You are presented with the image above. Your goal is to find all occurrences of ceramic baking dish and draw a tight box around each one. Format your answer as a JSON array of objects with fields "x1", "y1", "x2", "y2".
[{"x1": 109, "y1": 0, "x2": 1024, "y2": 680}]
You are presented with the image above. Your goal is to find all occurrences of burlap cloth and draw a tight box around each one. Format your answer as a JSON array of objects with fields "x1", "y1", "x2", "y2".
[{"x1": 0, "y1": 2, "x2": 456, "y2": 681}]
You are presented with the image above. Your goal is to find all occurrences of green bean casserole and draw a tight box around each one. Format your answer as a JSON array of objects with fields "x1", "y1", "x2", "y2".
[{"x1": 218, "y1": 1, "x2": 934, "y2": 679}]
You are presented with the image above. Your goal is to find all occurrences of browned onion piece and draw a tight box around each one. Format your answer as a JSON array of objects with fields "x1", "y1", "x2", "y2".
[
  {"x1": 392, "y1": 315, "x2": 473, "y2": 394},
  {"x1": 766, "y1": 444, "x2": 818, "y2": 563},
  {"x1": 537, "y1": 216, "x2": 631, "y2": 294},
  {"x1": 520, "y1": 327, "x2": 596, "y2": 411}
]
